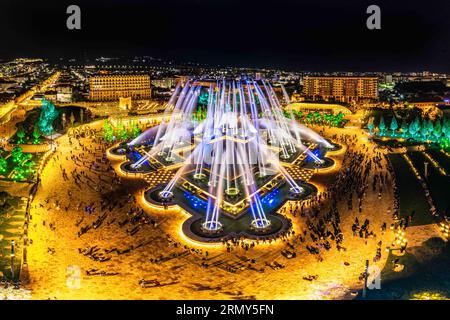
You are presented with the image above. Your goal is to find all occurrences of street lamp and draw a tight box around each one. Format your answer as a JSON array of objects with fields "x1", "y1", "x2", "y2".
[{"x1": 10, "y1": 240, "x2": 15, "y2": 280}]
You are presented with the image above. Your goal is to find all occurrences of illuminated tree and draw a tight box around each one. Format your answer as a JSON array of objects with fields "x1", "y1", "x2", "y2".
[
  {"x1": 116, "y1": 124, "x2": 128, "y2": 141},
  {"x1": 442, "y1": 117, "x2": 450, "y2": 142},
  {"x1": 198, "y1": 91, "x2": 209, "y2": 106},
  {"x1": 32, "y1": 124, "x2": 41, "y2": 144},
  {"x1": 421, "y1": 120, "x2": 433, "y2": 139},
  {"x1": 193, "y1": 106, "x2": 207, "y2": 121},
  {"x1": 417, "y1": 120, "x2": 426, "y2": 139},
  {"x1": 409, "y1": 117, "x2": 420, "y2": 137},
  {"x1": 103, "y1": 121, "x2": 114, "y2": 142},
  {"x1": 0, "y1": 157, "x2": 7, "y2": 175},
  {"x1": 69, "y1": 112, "x2": 75, "y2": 127},
  {"x1": 390, "y1": 117, "x2": 398, "y2": 135},
  {"x1": 13, "y1": 166, "x2": 26, "y2": 181},
  {"x1": 433, "y1": 120, "x2": 442, "y2": 141},
  {"x1": 202, "y1": 107, "x2": 207, "y2": 120},
  {"x1": 10, "y1": 146, "x2": 33, "y2": 180},
  {"x1": 38, "y1": 99, "x2": 59, "y2": 136},
  {"x1": 16, "y1": 125, "x2": 26, "y2": 144},
  {"x1": 313, "y1": 111, "x2": 321, "y2": 123},
  {"x1": 400, "y1": 119, "x2": 408, "y2": 137},
  {"x1": 11, "y1": 146, "x2": 25, "y2": 163},
  {"x1": 335, "y1": 112, "x2": 345, "y2": 125},
  {"x1": 367, "y1": 117, "x2": 375, "y2": 135},
  {"x1": 131, "y1": 123, "x2": 141, "y2": 138},
  {"x1": 378, "y1": 115, "x2": 386, "y2": 135},
  {"x1": 22, "y1": 159, "x2": 35, "y2": 172}
]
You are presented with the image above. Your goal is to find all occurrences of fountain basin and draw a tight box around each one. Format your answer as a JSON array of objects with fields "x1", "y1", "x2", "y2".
[
  {"x1": 250, "y1": 218, "x2": 272, "y2": 232},
  {"x1": 225, "y1": 187, "x2": 240, "y2": 197},
  {"x1": 200, "y1": 221, "x2": 224, "y2": 236},
  {"x1": 193, "y1": 173, "x2": 207, "y2": 180}
]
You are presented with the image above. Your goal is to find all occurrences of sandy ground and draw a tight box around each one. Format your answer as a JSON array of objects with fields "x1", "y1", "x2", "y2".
[{"x1": 23, "y1": 124, "x2": 397, "y2": 300}]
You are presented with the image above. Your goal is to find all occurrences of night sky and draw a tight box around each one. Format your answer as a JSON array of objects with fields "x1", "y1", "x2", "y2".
[{"x1": 1, "y1": 0, "x2": 449, "y2": 72}]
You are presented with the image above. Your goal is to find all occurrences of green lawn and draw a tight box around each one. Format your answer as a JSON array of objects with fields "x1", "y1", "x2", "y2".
[
  {"x1": 428, "y1": 148, "x2": 450, "y2": 173},
  {"x1": 388, "y1": 154, "x2": 434, "y2": 226},
  {"x1": 357, "y1": 239, "x2": 450, "y2": 300},
  {"x1": 408, "y1": 151, "x2": 450, "y2": 216},
  {"x1": 0, "y1": 193, "x2": 26, "y2": 281}
]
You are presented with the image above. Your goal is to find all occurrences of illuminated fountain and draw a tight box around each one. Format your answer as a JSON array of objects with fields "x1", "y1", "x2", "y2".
[{"x1": 110, "y1": 79, "x2": 338, "y2": 242}]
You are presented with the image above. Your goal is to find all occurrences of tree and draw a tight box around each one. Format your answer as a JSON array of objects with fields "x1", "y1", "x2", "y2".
[
  {"x1": 422, "y1": 120, "x2": 433, "y2": 139},
  {"x1": 0, "y1": 157, "x2": 7, "y2": 175},
  {"x1": 331, "y1": 112, "x2": 345, "y2": 127},
  {"x1": 32, "y1": 124, "x2": 41, "y2": 144},
  {"x1": 283, "y1": 110, "x2": 291, "y2": 119},
  {"x1": 116, "y1": 124, "x2": 128, "y2": 141},
  {"x1": 22, "y1": 159, "x2": 35, "y2": 172},
  {"x1": 38, "y1": 99, "x2": 59, "y2": 136},
  {"x1": 131, "y1": 124, "x2": 141, "y2": 138},
  {"x1": 408, "y1": 121, "x2": 416, "y2": 137},
  {"x1": 103, "y1": 121, "x2": 114, "y2": 142},
  {"x1": 433, "y1": 120, "x2": 442, "y2": 141},
  {"x1": 418, "y1": 119, "x2": 427, "y2": 139},
  {"x1": 69, "y1": 112, "x2": 75, "y2": 127},
  {"x1": 16, "y1": 125, "x2": 26, "y2": 144},
  {"x1": 336, "y1": 112, "x2": 345, "y2": 123},
  {"x1": 400, "y1": 119, "x2": 408, "y2": 137},
  {"x1": 198, "y1": 91, "x2": 209, "y2": 106},
  {"x1": 10, "y1": 145, "x2": 33, "y2": 181},
  {"x1": 61, "y1": 112, "x2": 67, "y2": 130},
  {"x1": 313, "y1": 111, "x2": 321, "y2": 123},
  {"x1": 11, "y1": 146, "x2": 24, "y2": 163},
  {"x1": 13, "y1": 166, "x2": 26, "y2": 181},
  {"x1": 378, "y1": 115, "x2": 386, "y2": 135},
  {"x1": 367, "y1": 117, "x2": 375, "y2": 135},
  {"x1": 409, "y1": 117, "x2": 420, "y2": 138},
  {"x1": 442, "y1": 117, "x2": 450, "y2": 141},
  {"x1": 390, "y1": 117, "x2": 398, "y2": 135}
]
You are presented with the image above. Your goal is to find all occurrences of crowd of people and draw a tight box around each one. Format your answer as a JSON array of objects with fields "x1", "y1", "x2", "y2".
[{"x1": 25, "y1": 122, "x2": 398, "y2": 291}]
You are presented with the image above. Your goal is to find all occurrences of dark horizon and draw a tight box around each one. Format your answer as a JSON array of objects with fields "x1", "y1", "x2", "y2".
[{"x1": 1, "y1": 0, "x2": 449, "y2": 73}]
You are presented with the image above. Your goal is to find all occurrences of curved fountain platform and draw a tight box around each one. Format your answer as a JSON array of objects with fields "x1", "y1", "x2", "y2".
[
  {"x1": 324, "y1": 140, "x2": 343, "y2": 152},
  {"x1": 120, "y1": 161, "x2": 157, "y2": 175},
  {"x1": 109, "y1": 145, "x2": 130, "y2": 157},
  {"x1": 302, "y1": 156, "x2": 335, "y2": 170},
  {"x1": 144, "y1": 185, "x2": 178, "y2": 207},
  {"x1": 182, "y1": 211, "x2": 292, "y2": 243},
  {"x1": 286, "y1": 181, "x2": 318, "y2": 200},
  {"x1": 142, "y1": 180, "x2": 315, "y2": 243}
]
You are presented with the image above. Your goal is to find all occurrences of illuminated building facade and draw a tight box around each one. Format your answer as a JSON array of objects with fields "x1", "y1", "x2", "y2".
[
  {"x1": 303, "y1": 76, "x2": 378, "y2": 102},
  {"x1": 151, "y1": 78, "x2": 176, "y2": 89},
  {"x1": 89, "y1": 74, "x2": 151, "y2": 101}
]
